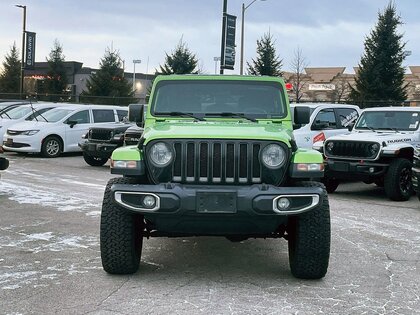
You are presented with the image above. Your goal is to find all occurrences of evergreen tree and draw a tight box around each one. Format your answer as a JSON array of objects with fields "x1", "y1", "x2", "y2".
[
  {"x1": 0, "y1": 43, "x2": 21, "y2": 95},
  {"x1": 349, "y1": 2, "x2": 407, "y2": 107},
  {"x1": 81, "y1": 48, "x2": 134, "y2": 105},
  {"x1": 43, "y1": 40, "x2": 68, "y2": 101},
  {"x1": 158, "y1": 39, "x2": 198, "y2": 74},
  {"x1": 247, "y1": 32, "x2": 283, "y2": 77}
]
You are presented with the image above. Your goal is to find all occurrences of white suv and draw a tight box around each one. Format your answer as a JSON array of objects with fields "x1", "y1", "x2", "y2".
[
  {"x1": 291, "y1": 103, "x2": 360, "y2": 148},
  {"x1": 320, "y1": 107, "x2": 420, "y2": 201},
  {"x1": 3, "y1": 104, "x2": 128, "y2": 158}
]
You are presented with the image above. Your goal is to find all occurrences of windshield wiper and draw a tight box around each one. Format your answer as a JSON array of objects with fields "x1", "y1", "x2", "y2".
[
  {"x1": 33, "y1": 111, "x2": 49, "y2": 122},
  {"x1": 155, "y1": 111, "x2": 206, "y2": 121},
  {"x1": 205, "y1": 112, "x2": 257, "y2": 122},
  {"x1": 361, "y1": 126, "x2": 377, "y2": 132},
  {"x1": 0, "y1": 112, "x2": 11, "y2": 119},
  {"x1": 380, "y1": 127, "x2": 399, "y2": 132}
]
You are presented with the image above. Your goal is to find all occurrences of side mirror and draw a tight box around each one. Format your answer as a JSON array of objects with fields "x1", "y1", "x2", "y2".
[
  {"x1": 66, "y1": 120, "x2": 77, "y2": 128},
  {"x1": 294, "y1": 106, "x2": 310, "y2": 125},
  {"x1": 128, "y1": 104, "x2": 145, "y2": 127},
  {"x1": 0, "y1": 157, "x2": 9, "y2": 171}
]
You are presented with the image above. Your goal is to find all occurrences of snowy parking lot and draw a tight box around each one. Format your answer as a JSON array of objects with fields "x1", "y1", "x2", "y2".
[{"x1": 0, "y1": 152, "x2": 419, "y2": 314}]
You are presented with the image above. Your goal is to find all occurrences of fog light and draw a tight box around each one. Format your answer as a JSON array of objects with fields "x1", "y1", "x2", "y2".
[
  {"x1": 277, "y1": 197, "x2": 291, "y2": 210},
  {"x1": 369, "y1": 167, "x2": 375, "y2": 173},
  {"x1": 142, "y1": 195, "x2": 156, "y2": 208}
]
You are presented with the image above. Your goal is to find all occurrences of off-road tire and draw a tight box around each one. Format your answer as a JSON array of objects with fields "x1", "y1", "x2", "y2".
[
  {"x1": 83, "y1": 153, "x2": 108, "y2": 167},
  {"x1": 41, "y1": 136, "x2": 62, "y2": 158},
  {"x1": 100, "y1": 177, "x2": 144, "y2": 274},
  {"x1": 287, "y1": 181, "x2": 331, "y2": 279},
  {"x1": 384, "y1": 158, "x2": 412, "y2": 201},
  {"x1": 322, "y1": 178, "x2": 339, "y2": 193}
]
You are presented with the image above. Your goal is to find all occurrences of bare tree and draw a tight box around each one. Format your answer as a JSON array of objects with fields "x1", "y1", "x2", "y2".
[
  {"x1": 332, "y1": 74, "x2": 352, "y2": 103},
  {"x1": 288, "y1": 47, "x2": 308, "y2": 103}
]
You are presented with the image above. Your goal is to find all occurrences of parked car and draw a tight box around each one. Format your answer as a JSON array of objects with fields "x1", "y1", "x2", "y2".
[
  {"x1": 411, "y1": 144, "x2": 420, "y2": 201},
  {"x1": 79, "y1": 122, "x2": 135, "y2": 166},
  {"x1": 319, "y1": 107, "x2": 420, "y2": 200},
  {"x1": 0, "y1": 146, "x2": 9, "y2": 175},
  {"x1": 0, "y1": 100, "x2": 32, "y2": 112},
  {"x1": 101, "y1": 75, "x2": 330, "y2": 280},
  {"x1": 290, "y1": 103, "x2": 360, "y2": 148},
  {"x1": 124, "y1": 125, "x2": 144, "y2": 145},
  {"x1": 2, "y1": 104, "x2": 128, "y2": 158},
  {"x1": 78, "y1": 104, "x2": 145, "y2": 166},
  {"x1": 0, "y1": 102, "x2": 60, "y2": 140}
]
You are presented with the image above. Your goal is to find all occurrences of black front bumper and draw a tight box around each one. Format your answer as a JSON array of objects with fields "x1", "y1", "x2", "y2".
[
  {"x1": 79, "y1": 141, "x2": 119, "y2": 158},
  {"x1": 110, "y1": 183, "x2": 324, "y2": 236},
  {"x1": 325, "y1": 159, "x2": 389, "y2": 180}
]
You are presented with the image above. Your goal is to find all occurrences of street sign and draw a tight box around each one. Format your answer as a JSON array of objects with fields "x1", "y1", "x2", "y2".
[
  {"x1": 222, "y1": 13, "x2": 236, "y2": 70},
  {"x1": 25, "y1": 31, "x2": 36, "y2": 70}
]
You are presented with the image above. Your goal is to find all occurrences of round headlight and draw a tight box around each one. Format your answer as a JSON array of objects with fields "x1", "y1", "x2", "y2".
[
  {"x1": 368, "y1": 143, "x2": 380, "y2": 157},
  {"x1": 261, "y1": 144, "x2": 286, "y2": 168},
  {"x1": 325, "y1": 141, "x2": 334, "y2": 153},
  {"x1": 149, "y1": 142, "x2": 173, "y2": 166}
]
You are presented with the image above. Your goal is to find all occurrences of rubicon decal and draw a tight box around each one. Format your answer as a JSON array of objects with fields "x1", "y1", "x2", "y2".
[{"x1": 386, "y1": 138, "x2": 413, "y2": 144}]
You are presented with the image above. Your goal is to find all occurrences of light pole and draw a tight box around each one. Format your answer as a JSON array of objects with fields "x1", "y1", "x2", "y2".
[
  {"x1": 240, "y1": 0, "x2": 266, "y2": 75},
  {"x1": 220, "y1": 0, "x2": 228, "y2": 74},
  {"x1": 214, "y1": 57, "x2": 221, "y2": 74},
  {"x1": 132, "y1": 59, "x2": 141, "y2": 94},
  {"x1": 15, "y1": 4, "x2": 26, "y2": 98}
]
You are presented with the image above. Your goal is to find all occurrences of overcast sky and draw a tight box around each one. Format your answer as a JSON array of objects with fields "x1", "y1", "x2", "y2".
[{"x1": 0, "y1": 0, "x2": 419, "y2": 75}]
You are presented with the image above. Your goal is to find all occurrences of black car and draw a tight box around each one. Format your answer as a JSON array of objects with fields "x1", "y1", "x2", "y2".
[
  {"x1": 0, "y1": 146, "x2": 9, "y2": 173},
  {"x1": 124, "y1": 125, "x2": 144, "y2": 145},
  {"x1": 412, "y1": 144, "x2": 420, "y2": 201},
  {"x1": 79, "y1": 122, "x2": 134, "y2": 166},
  {"x1": 0, "y1": 156, "x2": 8, "y2": 171}
]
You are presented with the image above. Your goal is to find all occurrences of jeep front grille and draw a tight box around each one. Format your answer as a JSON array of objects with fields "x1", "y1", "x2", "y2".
[
  {"x1": 172, "y1": 140, "x2": 262, "y2": 184},
  {"x1": 89, "y1": 129, "x2": 113, "y2": 141},
  {"x1": 325, "y1": 140, "x2": 380, "y2": 159}
]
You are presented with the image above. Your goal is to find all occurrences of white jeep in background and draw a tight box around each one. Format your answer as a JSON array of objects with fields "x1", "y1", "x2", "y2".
[
  {"x1": 291, "y1": 103, "x2": 360, "y2": 149},
  {"x1": 317, "y1": 107, "x2": 420, "y2": 201}
]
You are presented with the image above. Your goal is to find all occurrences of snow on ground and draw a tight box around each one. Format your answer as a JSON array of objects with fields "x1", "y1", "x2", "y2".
[{"x1": 1, "y1": 181, "x2": 101, "y2": 213}]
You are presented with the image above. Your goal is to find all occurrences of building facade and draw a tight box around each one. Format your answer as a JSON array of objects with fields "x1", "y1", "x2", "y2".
[
  {"x1": 21, "y1": 62, "x2": 420, "y2": 105},
  {"x1": 284, "y1": 66, "x2": 420, "y2": 105}
]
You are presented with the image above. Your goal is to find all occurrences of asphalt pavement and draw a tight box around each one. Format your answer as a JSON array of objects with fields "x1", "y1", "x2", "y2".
[{"x1": 0, "y1": 152, "x2": 419, "y2": 314}]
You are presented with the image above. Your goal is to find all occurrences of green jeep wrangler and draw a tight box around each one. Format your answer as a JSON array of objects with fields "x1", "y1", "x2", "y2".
[{"x1": 100, "y1": 75, "x2": 331, "y2": 279}]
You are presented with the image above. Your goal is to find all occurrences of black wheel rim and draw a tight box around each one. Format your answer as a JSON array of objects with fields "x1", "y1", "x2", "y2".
[{"x1": 399, "y1": 167, "x2": 411, "y2": 194}]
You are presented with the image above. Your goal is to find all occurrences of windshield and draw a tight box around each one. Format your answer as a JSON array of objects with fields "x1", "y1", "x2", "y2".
[
  {"x1": 31, "y1": 108, "x2": 73, "y2": 123},
  {"x1": 355, "y1": 111, "x2": 420, "y2": 131},
  {"x1": 151, "y1": 80, "x2": 287, "y2": 119},
  {"x1": 0, "y1": 106, "x2": 33, "y2": 119}
]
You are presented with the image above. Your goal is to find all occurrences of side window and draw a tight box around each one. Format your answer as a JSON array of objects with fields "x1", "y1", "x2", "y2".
[
  {"x1": 93, "y1": 109, "x2": 115, "y2": 123},
  {"x1": 68, "y1": 110, "x2": 90, "y2": 124},
  {"x1": 117, "y1": 109, "x2": 128, "y2": 122},
  {"x1": 312, "y1": 109, "x2": 336, "y2": 129},
  {"x1": 336, "y1": 108, "x2": 359, "y2": 128}
]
